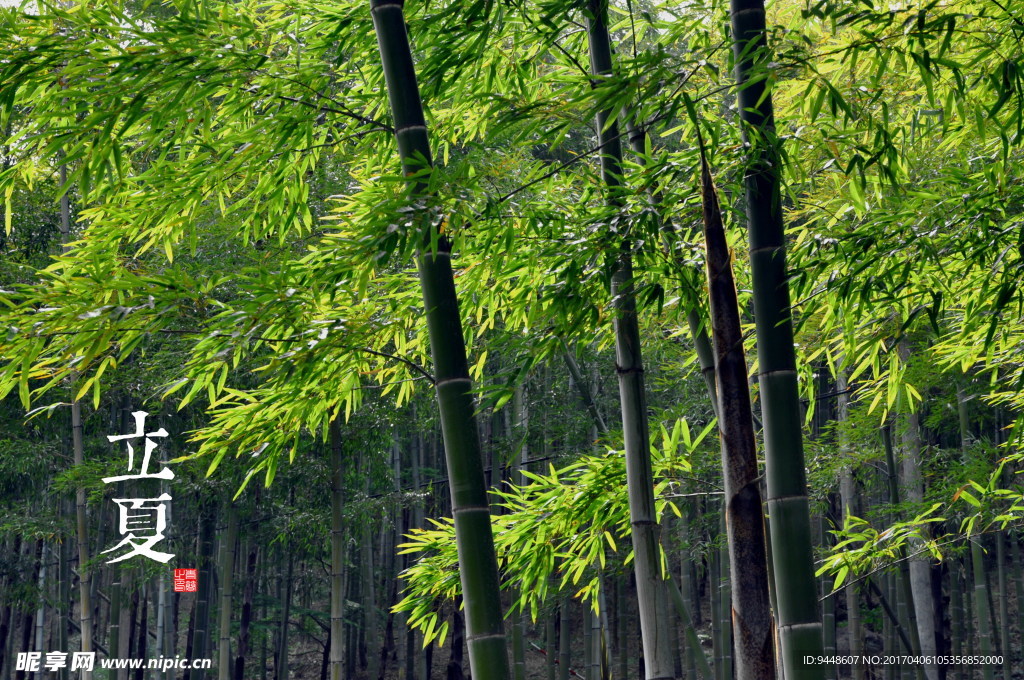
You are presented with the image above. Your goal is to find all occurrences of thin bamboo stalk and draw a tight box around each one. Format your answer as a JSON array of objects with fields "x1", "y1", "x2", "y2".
[
  {"x1": 583, "y1": 604, "x2": 593, "y2": 680},
  {"x1": 680, "y1": 514, "x2": 698, "y2": 680},
  {"x1": 622, "y1": 118, "x2": 718, "y2": 420},
  {"x1": 545, "y1": 603, "x2": 556, "y2": 680},
  {"x1": 134, "y1": 583, "x2": 148, "y2": 680},
  {"x1": 57, "y1": 512, "x2": 70, "y2": 680},
  {"x1": 512, "y1": 387, "x2": 528, "y2": 680},
  {"x1": 970, "y1": 540, "x2": 994, "y2": 680},
  {"x1": 217, "y1": 506, "x2": 239, "y2": 680},
  {"x1": 898, "y1": 345, "x2": 937, "y2": 680},
  {"x1": 665, "y1": 575, "x2": 713, "y2": 680},
  {"x1": 616, "y1": 577, "x2": 627, "y2": 680},
  {"x1": 584, "y1": 2, "x2": 674, "y2": 674},
  {"x1": 118, "y1": 567, "x2": 134, "y2": 680},
  {"x1": 559, "y1": 596, "x2": 570, "y2": 680},
  {"x1": 963, "y1": 550, "x2": 973, "y2": 666},
  {"x1": 1010, "y1": 532, "x2": 1024, "y2": 669},
  {"x1": 882, "y1": 425, "x2": 925, "y2": 680},
  {"x1": 719, "y1": 515, "x2": 733, "y2": 680},
  {"x1": 836, "y1": 370, "x2": 864, "y2": 680},
  {"x1": 329, "y1": 419, "x2": 347, "y2": 680},
  {"x1": 818, "y1": 514, "x2": 836, "y2": 680},
  {"x1": 995, "y1": 533, "x2": 1010, "y2": 680},
  {"x1": 883, "y1": 571, "x2": 897, "y2": 680},
  {"x1": 234, "y1": 539, "x2": 258, "y2": 680},
  {"x1": 60, "y1": 163, "x2": 93, "y2": 680},
  {"x1": 949, "y1": 560, "x2": 964, "y2": 680},
  {"x1": 192, "y1": 509, "x2": 215, "y2": 680},
  {"x1": 33, "y1": 544, "x2": 47, "y2": 680}
]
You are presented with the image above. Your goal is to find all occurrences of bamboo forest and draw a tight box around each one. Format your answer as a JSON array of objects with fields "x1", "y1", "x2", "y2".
[{"x1": 2, "y1": 0, "x2": 1024, "y2": 678}]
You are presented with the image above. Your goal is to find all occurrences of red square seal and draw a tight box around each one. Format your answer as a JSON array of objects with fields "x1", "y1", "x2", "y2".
[{"x1": 173, "y1": 568, "x2": 198, "y2": 593}]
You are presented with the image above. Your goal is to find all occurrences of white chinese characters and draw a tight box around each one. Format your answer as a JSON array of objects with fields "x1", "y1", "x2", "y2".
[
  {"x1": 101, "y1": 494, "x2": 174, "y2": 563},
  {"x1": 102, "y1": 410, "x2": 174, "y2": 483},
  {"x1": 101, "y1": 411, "x2": 175, "y2": 564}
]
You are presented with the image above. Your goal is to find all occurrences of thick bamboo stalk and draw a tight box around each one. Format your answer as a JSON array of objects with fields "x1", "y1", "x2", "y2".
[
  {"x1": 727, "y1": 2, "x2": 824, "y2": 674},
  {"x1": 584, "y1": 1, "x2": 675, "y2": 675},
  {"x1": 369, "y1": 2, "x2": 510, "y2": 676},
  {"x1": 698, "y1": 147, "x2": 774, "y2": 680}
]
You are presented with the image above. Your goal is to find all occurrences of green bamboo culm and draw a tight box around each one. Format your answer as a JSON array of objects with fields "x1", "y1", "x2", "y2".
[
  {"x1": 728, "y1": 0, "x2": 825, "y2": 676},
  {"x1": 585, "y1": 0, "x2": 675, "y2": 676},
  {"x1": 369, "y1": 2, "x2": 511, "y2": 678},
  {"x1": 623, "y1": 117, "x2": 719, "y2": 419}
]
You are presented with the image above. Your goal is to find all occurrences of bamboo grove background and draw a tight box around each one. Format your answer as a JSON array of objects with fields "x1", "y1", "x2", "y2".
[{"x1": 2, "y1": 0, "x2": 1024, "y2": 679}]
